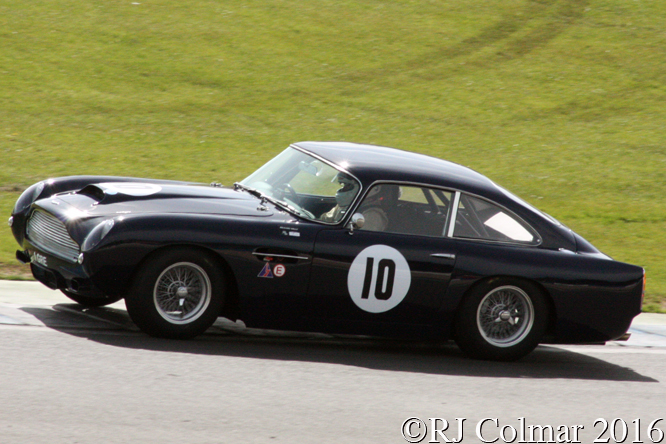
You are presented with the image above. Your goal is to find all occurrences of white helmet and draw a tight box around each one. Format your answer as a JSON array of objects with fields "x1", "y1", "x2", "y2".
[
  {"x1": 334, "y1": 173, "x2": 359, "y2": 208},
  {"x1": 364, "y1": 184, "x2": 401, "y2": 204}
]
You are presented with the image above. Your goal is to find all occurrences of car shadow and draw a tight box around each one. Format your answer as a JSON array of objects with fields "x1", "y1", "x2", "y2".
[{"x1": 21, "y1": 304, "x2": 658, "y2": 383}]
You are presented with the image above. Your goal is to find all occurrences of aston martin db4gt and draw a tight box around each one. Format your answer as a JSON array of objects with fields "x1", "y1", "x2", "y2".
[{"x1": 9, "y1": 142, "x2": 644, "y2": 360}]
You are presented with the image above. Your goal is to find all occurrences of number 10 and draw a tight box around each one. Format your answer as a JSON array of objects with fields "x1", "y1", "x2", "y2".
[{"x1": 361, "y1": 257, "x2": 396, "y2": 300}]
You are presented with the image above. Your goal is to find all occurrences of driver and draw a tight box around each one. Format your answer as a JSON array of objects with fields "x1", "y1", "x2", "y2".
[{"x1": 320, "y1": 173, "x2": 359, "y2": 223}]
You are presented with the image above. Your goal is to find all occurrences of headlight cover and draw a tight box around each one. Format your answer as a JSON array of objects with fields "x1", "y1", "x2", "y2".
[
  {"x1": 82, "y1": 219, "x2": 115, "y2": 251},
  {"x1": 13, "y1": 182, "x2": 45, "y2": 213}
]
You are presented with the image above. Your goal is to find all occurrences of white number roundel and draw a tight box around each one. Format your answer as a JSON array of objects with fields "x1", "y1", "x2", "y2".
[{"x1": 347, "y1": 245, "x2": 411, "y2": 313}]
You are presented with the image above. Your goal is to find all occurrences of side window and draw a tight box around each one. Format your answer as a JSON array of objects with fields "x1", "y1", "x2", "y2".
[
  {"x1": 453, "y1": 194, "x2": 537, "y2": 243},
  {"x1": 358, "y1": 184, "x2": 452, "y2": 237}
]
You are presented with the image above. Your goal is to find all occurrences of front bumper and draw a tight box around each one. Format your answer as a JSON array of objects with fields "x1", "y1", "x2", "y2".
[{"x1": 18, "y1": 247, "x2": 105, "y2": 298}]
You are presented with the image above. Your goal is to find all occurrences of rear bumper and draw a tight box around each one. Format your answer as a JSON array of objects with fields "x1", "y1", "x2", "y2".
[{"x1": 546, "y1": 284, "x2": 642, "y2": 344}]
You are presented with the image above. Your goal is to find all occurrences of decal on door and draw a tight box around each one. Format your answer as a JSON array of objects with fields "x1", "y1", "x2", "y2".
[
  {"x1": 347, "y1": 245, "x2": 411, "y2": 313},
  {"x1": 273, "y1": 264, "x2": 286, "y2": 277},
  {"x1": 258, "y1": 263, "x2": 274, "y2": 278}
]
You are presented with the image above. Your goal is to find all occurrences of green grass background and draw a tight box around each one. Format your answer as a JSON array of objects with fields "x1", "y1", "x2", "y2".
[{"x1": 1, "y1": 0, "x2": 664, "y2": 310}]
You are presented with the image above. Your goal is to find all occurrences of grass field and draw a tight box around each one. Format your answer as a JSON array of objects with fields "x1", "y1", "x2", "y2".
[{"x1": 2, "y1": 0, "x2": 665, "y2": 311}]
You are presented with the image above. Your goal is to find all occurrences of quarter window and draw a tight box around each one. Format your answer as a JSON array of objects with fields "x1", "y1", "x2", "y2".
[{"x1": 453, "y1": 194, "x2": 537, "y2": 243}]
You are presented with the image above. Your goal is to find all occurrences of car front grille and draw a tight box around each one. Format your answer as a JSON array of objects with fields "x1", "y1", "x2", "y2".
[{"x1": 26, "y1": 210, "x2": 80, "y2": 263}]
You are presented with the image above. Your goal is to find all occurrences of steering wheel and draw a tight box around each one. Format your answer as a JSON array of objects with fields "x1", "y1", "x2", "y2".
[
  {"x1": 276, "y1": 183, "x2": 316, "y2": 219},
  {"x1": 279, "y1": 183, "x2": 299, "y2": 205},
  {"x1": 284, "y1": 183, "x2": 301, "y2": 205}
]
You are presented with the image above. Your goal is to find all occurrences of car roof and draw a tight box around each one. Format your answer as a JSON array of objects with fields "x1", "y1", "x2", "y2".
[
  {"x1": 292, "y1": 141, "x2": 497, "y2": 196},
  {"x1": 292, "y1": 141, "x2": 577, "y2": 250}
]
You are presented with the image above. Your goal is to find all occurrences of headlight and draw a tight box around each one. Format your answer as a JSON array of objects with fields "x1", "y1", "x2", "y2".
[
  {"x1": 82, "y1": 219, "x2": 116, "y2": 251},
  {"x1": 13, "y1": 182, "x2": 45, "y2": 213},
  {"x1": 100, "y1": 219, "x2": 115, "y2": 238}
]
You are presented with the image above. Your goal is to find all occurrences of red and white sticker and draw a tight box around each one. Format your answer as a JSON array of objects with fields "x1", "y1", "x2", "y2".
[{"x1": 273, "y1": 264, "x2": 286, "y2": 277}]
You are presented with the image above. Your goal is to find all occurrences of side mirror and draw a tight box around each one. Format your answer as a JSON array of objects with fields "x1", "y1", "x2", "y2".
[
  {"x1": 352, "y1": 213, "x2": 365, "y2": 229},
  {"x1": 348, "y1": 213, "x2": 365, "y2": 234}
]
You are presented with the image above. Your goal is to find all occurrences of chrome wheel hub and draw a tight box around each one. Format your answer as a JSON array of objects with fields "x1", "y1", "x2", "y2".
[
  {"x1": 153, "y1": 262, "x2": 212, "y2": 324},
  {"x1": 477, "y1": 285, "x2": 534, "y2": 348},
  {"x1": 498, "y1": 310, "x2": 512, "y2": 322}
]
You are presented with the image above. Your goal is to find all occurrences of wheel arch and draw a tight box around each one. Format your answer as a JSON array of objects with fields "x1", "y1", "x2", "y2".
[{"x1": 451, "y1": 275, "x2": 557, "y2": 338}]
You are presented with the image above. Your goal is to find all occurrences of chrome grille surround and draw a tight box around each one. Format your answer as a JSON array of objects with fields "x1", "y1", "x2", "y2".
[{"x1": 26, "y1": 210, "x2": 80, "y2": 263}]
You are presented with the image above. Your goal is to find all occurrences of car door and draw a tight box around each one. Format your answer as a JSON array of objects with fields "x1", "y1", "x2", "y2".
[
  {"x1": 306, "y1": 183, "x2": 459, "y2": 338},
  {"x1": 232, "y1": 219, "x2": 322, "y2": 332}
]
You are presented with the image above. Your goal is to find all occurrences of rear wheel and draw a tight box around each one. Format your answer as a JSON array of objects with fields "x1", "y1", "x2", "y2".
[
  {"x1": 61, "y1": 290, "x2": 123, "y2": 308},
  {"x1": 454, "y1": 278, "x2": 548, "y2": 361},
  {"x1": 125, "y1": 248, "x2": 225, "y2": 339}
]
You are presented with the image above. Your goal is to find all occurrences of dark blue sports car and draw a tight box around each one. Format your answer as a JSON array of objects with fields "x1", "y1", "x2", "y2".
[{"x1": 8, "y1": 142, "x2": 644, "y2": 360}]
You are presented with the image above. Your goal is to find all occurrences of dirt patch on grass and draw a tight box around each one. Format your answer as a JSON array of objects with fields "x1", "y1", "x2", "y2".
[{"x1": 0, "y1": 263, "x2": 33, "y2": 280}]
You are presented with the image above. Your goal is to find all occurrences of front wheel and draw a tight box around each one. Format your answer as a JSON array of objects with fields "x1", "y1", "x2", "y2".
[
  {"x1": 454, "y1": 278, "x2": 548, "y2": 361},
  {"x1": 125, "y1": 248, "x2": 225, "y2": 339}
]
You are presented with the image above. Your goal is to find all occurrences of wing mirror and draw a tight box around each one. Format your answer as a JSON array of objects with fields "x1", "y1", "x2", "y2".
[{"x1": 348, "y1": 213, "x2": 365, "y2": 234}]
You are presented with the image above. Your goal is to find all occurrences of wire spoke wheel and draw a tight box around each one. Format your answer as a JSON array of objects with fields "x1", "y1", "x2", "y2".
[
  {"x1": 153, "y1": 262, "x2": 212, "y2": 325},
  {"x1": 476, "y1": 285, "x2": 534, "y2": 348},
  {"x1": 455, "y1": 278, "x2": 547, "y2": 361},
  {"x1": 125, "y1": 248, "x2": 225, "y2": 339}
]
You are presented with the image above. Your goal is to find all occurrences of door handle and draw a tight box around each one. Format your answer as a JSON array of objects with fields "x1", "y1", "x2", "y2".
[
  {"x1": 253, "y1": 252, "x2": 310, "y2": 261},
  {"x1": 430, "y1": 253, "x2": 456, "y2": 260}
]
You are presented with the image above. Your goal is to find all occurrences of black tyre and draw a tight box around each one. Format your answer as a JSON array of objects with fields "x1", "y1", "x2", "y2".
[
  {"x1": 454, "y1": 278, "x2": 548, "y2": 361},
  {"x1": 125, "y1": 248, "x2": 225, "y2": 339},
  {"x1": 61, "y1": 290, "x2": 123, "y2": 308}
]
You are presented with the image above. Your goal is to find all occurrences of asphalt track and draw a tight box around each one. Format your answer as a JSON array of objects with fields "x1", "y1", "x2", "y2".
[{"x1": 1, "y1": 280, "x2": 665, "y2": 444}]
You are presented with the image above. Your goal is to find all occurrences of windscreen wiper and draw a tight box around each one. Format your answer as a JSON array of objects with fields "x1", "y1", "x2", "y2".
[
  {"x1": 233, "y1": 182, "x2": 263, "y2": 200},
  {"x1": 234, "y1": 182, "x2": 302, "y2": 217},
  {"x1": 264, "y1": 196, "x2": 302, "y2": 217}
]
